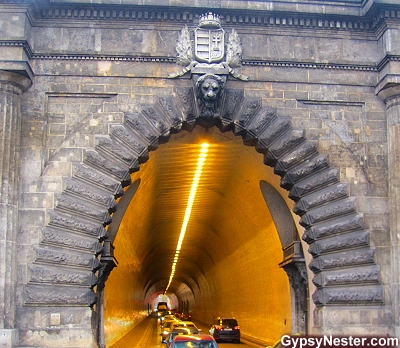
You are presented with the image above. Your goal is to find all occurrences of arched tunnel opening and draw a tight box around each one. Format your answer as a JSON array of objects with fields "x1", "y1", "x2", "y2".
[{"x1": 102, "y1": 126, "x2": 310, "y2": 346}]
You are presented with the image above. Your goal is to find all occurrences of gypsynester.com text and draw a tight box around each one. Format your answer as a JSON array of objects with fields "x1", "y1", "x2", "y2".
[{"x1": 279, "y1": 335, "x2": 399, "y2": 348}]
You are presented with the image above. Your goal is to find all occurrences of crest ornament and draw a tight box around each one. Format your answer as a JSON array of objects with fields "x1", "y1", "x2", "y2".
[{"x1": 169, "y1": 12, "x2": 249, "y2": 81}]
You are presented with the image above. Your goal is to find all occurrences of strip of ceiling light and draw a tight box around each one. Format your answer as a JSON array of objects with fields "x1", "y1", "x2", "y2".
[{"x1": 164, "y1": 142, "x2": 209, "y2": 294}]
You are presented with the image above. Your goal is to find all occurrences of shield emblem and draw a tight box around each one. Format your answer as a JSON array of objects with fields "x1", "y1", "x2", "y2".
[{"x1": 195, "y1": 28, "x2": 225, "y2": 63}]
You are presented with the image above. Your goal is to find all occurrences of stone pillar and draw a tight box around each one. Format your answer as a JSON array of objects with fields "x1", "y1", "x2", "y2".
[
  {"x1": 0, "y1": 70, "x2": 31, "y2": 347},
  {"x1": 378, "y1": 84, "x2": 400, "y2": 338}
]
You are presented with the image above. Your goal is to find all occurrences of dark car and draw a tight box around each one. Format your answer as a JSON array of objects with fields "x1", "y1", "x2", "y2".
[
  {"x1": 209, "y1": 317, "x2": 240, "y2": 343},
  {"x1": 170, "y1": 334, "x2": 218, "y2": 348}
]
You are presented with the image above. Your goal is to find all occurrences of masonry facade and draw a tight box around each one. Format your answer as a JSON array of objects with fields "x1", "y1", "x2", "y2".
[{"x1": 1, "y1": 0, "x2": 400, "y2": 347}]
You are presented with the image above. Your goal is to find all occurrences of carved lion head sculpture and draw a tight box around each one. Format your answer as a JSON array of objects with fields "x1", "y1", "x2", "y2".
[{"x1": 195, "y1": 73, "x2": 226, "y2": 118}]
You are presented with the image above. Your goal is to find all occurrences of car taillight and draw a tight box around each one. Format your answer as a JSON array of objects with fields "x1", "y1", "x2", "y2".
[
  {"x1": 215, "y1": 326, "x2": 222, "y2": 330},
  {"x1": 234, "y1": 326, "x2": 240, "y2": 330}
]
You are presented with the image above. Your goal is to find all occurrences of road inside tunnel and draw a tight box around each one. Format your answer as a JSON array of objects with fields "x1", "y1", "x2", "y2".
[{"x1": 103, "y1": 126, "x2": 307, "y2": 347}]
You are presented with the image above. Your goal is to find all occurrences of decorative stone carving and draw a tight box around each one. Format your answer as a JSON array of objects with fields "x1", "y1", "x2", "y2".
[
  {"x1": 110, "y1": 125, "x2": 149, "y2": 163},
  {"x1": 65, "y1": 178, "x2": 117, "y2": 213},
  {"x1": 157, "y1": 96, "x2": 185, "y2": 132},
  {"x1": 280, "y1": 155, "x2": 329, "y2": 189},
  {"x1": 73, "y1": 163, "x2": 125, "y2": 197},
  {"x1": 264, "y1": 129, "x2": 306, "y2": 166},
  {"x1": 309, "y1": 248, "x2": 375, "y2": 273},
  {"x1": 289, "y1": 168, "x2": 340, "y2": 201},
  {"x1": 234, "y1": 98, "x2": 262, "y2": 134},
  {"x1": 299, "y1": 197, "x2": 356, "y2": 228},
  {"x1": 96, "y1": 138, "x2": 141, "y2": 173},
  {"x1": 169, "y1": 13, "x2": 248, "y2": 81},
  {"x1": 195, "y1": 73, "x2": 226, "y2": 122},
  {"x1": 175, "y1": 87, "x2": 196, "y2": 128},
  {"x1": 35, "y1": 247, "x2": 102, "y2": 271},
  {"x1": 24, "y1": 285, "x2": 97, "y2": 307},
  {"x1": 242, "y1": 106, "x2": 277, "y2": 146},
  {"x1": 48, "y1": 211, "x2": 108, "y2": 240},
  {"x1": 42, "y1": 227, "x2": 103, "y2": 255},
  {"x1": 274, "y1": 141, "x2": 318, "y2": 176},
  {"x1": 55, "y1": 194, "x2": 112, "y2": 225},
  {"x1": 28, "y1": 264, "x2": 97, "y2": 288},
  {"x1": 170, "y1": 12, "x2": 249, "y2": 123},
  {"x1": 303, "y1": 213, "x2": 364, "y2": 243},
  {"x1": 124, "y1": 113, "x2": 160, "y2": 150},
  {"x1": 308, "y1": 230, "x2": 369, "y2": 257},
  {"x1": 84, "y1": 150, "x2": 131, "y2": 186},
  {"x1": 312, "y1": 265, "x2": 380, "y2": 288},
  {"x1": 293, "y1": 182, "x2": 348, "y2": 215},
  {"x1": 218, "y1": 89, "x2": 243, "y2": 131},
  {"x1": 312, "y1": 286, "x2": 383, "y2": 306},
  {"x1": 255, "y1": 117, "x2": 292, "y2": 153},
  {"x1": 98, "y1": 240, "x2": 118, "y2": 291}
]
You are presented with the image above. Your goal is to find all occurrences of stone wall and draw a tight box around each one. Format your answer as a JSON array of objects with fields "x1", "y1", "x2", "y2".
[{"x1": 0, "y1": 0, "x2": 400, "y2": 347}]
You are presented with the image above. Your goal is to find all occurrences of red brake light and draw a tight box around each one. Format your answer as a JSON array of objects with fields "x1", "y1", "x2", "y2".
[
  {"x1": 234, "y1": 326, "x2": 240, "y2": 330},
  {"x1": 215, "y1": 325, "x2": 222, "y2": 330}
]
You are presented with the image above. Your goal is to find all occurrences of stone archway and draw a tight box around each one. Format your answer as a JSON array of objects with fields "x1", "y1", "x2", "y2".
[{"x1": 23, "y1": 84, "x2": 383, "y2": 336}]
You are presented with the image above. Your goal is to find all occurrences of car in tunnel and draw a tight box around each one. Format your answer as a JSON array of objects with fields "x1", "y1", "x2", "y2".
[
  {"x1": 209, "y1": 317, "x2": 240, "y2": 343},
  {"x1": 170, "y1": 334, "x2": 218, "y2": 348},
  {"x1": 171, "y1": 321, "x2": 201, "y2": 334},
  {"x1": 163, "y1": 327, "x2": 193, "y2": 347},
  {"x1": 161, "y1": 320, "x2": 181, "y2": 342}
]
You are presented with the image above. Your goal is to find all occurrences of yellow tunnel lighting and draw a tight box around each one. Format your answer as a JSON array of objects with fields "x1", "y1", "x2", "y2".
[{"x1": 164, "y1": 143, "x2": 209, "y2": 294}]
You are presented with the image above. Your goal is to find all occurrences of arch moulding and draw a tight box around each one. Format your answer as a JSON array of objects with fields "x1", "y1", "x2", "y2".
[{"x1": 25, "y1": 81, "x2": 383, "y2": 313}]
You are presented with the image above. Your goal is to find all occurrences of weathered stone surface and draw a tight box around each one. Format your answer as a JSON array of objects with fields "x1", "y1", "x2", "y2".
[
  {"x1": 41, "y1": 227, "x2": 103, "y2": 255},
  {"x1": 73, "y1": 163, "x2": 125, "y2": 197},
  {"x1": 293, "y1": 182, "x2": 349, "y2": 215},
  {"x1": 23, "y1": 285, "x2": 97, "y2": 306},
  {"x1": 48, "y1": 210, "x2": 108, "y2": 240},
  {"x1": 308, "y1": 230, "x2": 369, "y2": 256},
  {"x1": 65, "y1": 178, "x2": 117, "y2": 212},
  {"x1": 288, "y1": 168, "x2": 340, "y2": 201},
  {"x1": 280, "y1": 154, "x2": 329, "y2": 189},
  {"x1": 175, "y1": 87, "x2": 196, "y2": 127},
  {"x1": 55, "y1": 194, "x2": 112, "y2": 225},
  {"x1": 312, "y1": 265, "x2": 380, "y2": 288},
  {"x1": 312, "y1": 285, "x2": 383, "y2": 306},
  {"x1": 255, "y1": 117, "x2": 292, "y2": 153},
  {"x1": 34, "y1": 247, "x2": 102, "y2": 271},
  {"x1": 309, "y1": 248, "x2": 376, "y2": 273},
  {"x1": 264, "y1": 129, "x2": 305, "y2": 166},
  {"x1": 302, "y1": 213, "x2": 364, "y2": 243},
  {"x1": 220, "y1": 89, "x2": 244, "y2": 131},
  {"x1": 274, "y1": 141, "x2": 318, "y2": 176},
  {"x1": 28, "y1": 264, "x2": 97, "y2": 288},
  {"x1": 299, "y1": 197, "x2": 356, "y2": 227},
  {"x1": 110, "y1": 125, "x2": 149, "y2": 163},
  {"x1": 84, "y1": 150, "x2": 131, "y2": 186},
  {"x1": 234, "y1": 98, "x2": 262, "y2": 134},
  {"x1": 96, "y1": 137, "x2": 141, "y2": 173},
  {"x1": 2, "y1": 0, "x2": 400, "y2": 346}
]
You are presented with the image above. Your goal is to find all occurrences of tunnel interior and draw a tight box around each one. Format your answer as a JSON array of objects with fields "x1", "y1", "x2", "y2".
[{"x1": 103, "y1": 126, "x2": 302, "y2": 346}]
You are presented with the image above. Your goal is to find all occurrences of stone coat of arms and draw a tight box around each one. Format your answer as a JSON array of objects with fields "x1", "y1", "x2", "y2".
[{"x1": 169, "y1": 12, "x2": 249, "y2": 81}]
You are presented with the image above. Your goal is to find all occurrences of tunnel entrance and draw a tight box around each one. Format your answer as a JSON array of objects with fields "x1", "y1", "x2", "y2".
[
  {"x1": 102, "y1": 127, "x2": 306, "y2": 346},
  {"x1": 26, "y1": 82, "x2": 382, "y2": 347}
]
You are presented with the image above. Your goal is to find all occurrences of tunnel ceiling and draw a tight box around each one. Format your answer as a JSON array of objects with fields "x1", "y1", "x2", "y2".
[{"x1": 112, "y1": 126, "x2": 291, "y2": 298}]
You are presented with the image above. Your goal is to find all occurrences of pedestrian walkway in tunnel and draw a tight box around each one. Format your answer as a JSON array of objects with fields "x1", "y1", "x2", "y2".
[{"x1": 109, "y1": 315, "x2": 160, "y2": 348}]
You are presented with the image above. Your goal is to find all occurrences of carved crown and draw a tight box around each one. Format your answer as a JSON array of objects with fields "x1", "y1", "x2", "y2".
[{"x1": 199, "y1": 12, "x2": 221, "y2": 28}]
